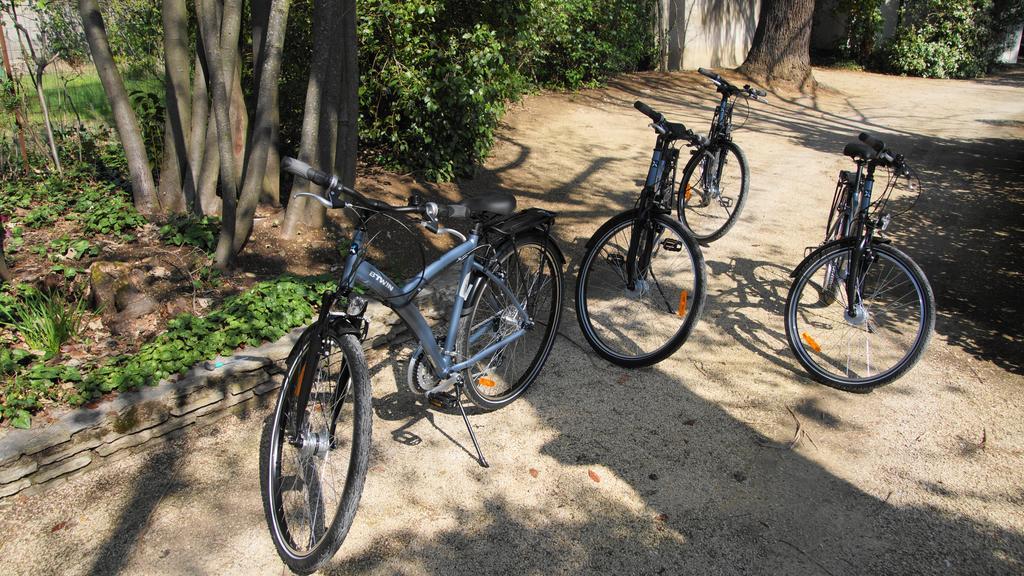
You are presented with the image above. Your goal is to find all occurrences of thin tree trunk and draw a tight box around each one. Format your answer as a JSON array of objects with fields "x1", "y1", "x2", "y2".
[
  {"x1": 198, "y1": 0, "x2": 243, "y2": 268},
  {"x1": 229, "y1": 46, "x2": 247, "y2": 185},
  {"x1": 738, "y1": 0, "x2": 816, "y2": 88},
  {"x1": 11, "y1": 9, "x2": 62, "y2": 173},
  {"x1": 31, "y1": 65, "x2": 62, "y2": 173},
  {"x1": 334, "y1": 0, "x2": 357, "y2": 190},
  {"x1": 0, "y1": 218, "x2": 11, "y2": 283},
  {"x1": 188, "y1": 50, "x2": 210, "y2": 214},
  {"x1": 158, "y1": 0, "x2": 192, "y2": 213},
  {"x1": 0, "y1": 18, "x2": 29, "y2": 171},
  {"x1": 281, "y1": 0, "x2": 335, "y2": 237},
  {"x1": 79, "y1": 0, "x2": 159, "y2": 214},
  {"x1": 233, "y1": 0, "x2": 291, "y2": 252},
  {"x1": 197, "y1": 112, "x2": 221, "y2": 215}
]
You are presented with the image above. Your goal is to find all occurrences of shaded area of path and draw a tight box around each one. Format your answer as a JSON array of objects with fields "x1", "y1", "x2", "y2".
[{"x1": 1, "y1": 67, "x2": 1022, "y2": 575}]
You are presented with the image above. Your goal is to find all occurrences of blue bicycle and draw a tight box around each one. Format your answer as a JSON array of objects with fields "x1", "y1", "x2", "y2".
[{"x1": 260, "y1": 157, "x2": 564, "y2": 573}]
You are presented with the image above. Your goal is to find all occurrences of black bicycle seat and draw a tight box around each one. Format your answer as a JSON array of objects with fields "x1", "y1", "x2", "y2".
[{"x1": 843, "y1": 141, "x2": 877, "y2": 161}]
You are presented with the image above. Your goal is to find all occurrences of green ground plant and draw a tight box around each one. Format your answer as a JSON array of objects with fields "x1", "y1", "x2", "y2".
[
  {"x1": 0, "y1": 285, "x2": 87, "y2": 360},
  {"x1": 159, "y1": 215, "x2": 221, "y2": 254}
]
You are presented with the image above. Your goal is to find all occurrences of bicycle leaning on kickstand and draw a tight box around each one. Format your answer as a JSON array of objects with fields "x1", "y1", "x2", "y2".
[
  {"x1": 676, "y1": 67, "x2": 765, "y2": 243},
  {"x1": 574, "y1": 100, "x2": 707, "y2": 368},
  {"x1": 784, "y1": 133, "x2": 935, "y2": 391},
  {"x1": 260, "y1": 157, "x2": 565, "y2": 574}
]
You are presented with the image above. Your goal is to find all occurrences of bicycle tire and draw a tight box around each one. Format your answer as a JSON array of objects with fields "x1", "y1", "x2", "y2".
[
  {"x1": 784, "y1": 241, "x2": 934, "y2": 391},
  {"x1": 459, "y1": 232, "x2": 564, "y2": 410},
  {"x1": 677, "y1": 140, "x2": 749, "y2": 243},
  {"x1": 575, "y1": 211, "x2": 706, "y2": 367},
  {"x1": 260, "y1": 326, "x2": 372, "y2": 574}
]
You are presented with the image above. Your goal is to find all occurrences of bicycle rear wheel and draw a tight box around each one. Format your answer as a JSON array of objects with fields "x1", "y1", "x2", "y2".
[
  {"x1": 677, "y1": 140, "x2": 749, "y2": 243},
  {"x1": 459, "y1": 232, "x2": 564, "y2": 410},
  {"x1": 575, "y1": 212, "x2": 706, "y2": 367},
  {"x1": 260, "y1": 327, "x2": 372, "y2": 574},
  {"x1": 785, "y1": 242, "x2": 934, "y2": 390}
]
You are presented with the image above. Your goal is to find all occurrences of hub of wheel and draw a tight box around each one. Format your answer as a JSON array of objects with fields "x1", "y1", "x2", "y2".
[
  {"x1": 844, "y1": 305, "x2": 869, "y2": 326},
  {"x1": 299, "y1": 431, "x2": 331, "y2": 460}
]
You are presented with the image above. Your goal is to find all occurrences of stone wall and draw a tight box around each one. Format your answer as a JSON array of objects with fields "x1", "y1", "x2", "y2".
[{"x1": 0, "y1": 274, "x2": 457, "y2": 500}]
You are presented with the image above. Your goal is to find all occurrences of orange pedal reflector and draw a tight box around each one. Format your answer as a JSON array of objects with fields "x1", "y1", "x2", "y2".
[
  {"x1": 677, "y1": 290, "x2": 689, "y2": 317},
  {"x1": 684, "y1": 184, "x2": 693, "y2": 202},
  {"x1": 293, "y1": 364, "x2": 306, "y2": 396},
  {"x1": 479, "y1": 377, "x2": 496, "y2": 388},
  {"x1": 801, "y1": 332, "x2": 822, "y2": 353}
]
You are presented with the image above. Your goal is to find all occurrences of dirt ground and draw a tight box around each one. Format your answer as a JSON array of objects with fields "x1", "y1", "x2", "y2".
[{"x1": 1, "y1": 66, "x2": 1022, "y2": 575}]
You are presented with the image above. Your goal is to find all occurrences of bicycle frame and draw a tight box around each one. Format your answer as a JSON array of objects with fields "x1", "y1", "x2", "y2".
[
  {"x1": 341, "y1": 226, "x2": 530, "y2": 380},
  {"x1": 626, "y1": 133, "x2": 680, "y2": 289},
  {"x1": 838, "y1": 159, "x2": 881, "y2": 319}
]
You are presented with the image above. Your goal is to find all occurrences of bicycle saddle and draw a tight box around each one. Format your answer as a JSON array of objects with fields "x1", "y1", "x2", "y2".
[
  {"x1": 843, "y1": 141, "x2": 877, "y2": 161},
  {"x1": 458, "y1": 193, "x2": 516, "y2": 217}
]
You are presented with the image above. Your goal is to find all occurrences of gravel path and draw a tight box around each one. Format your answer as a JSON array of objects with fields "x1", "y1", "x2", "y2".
[{"x1": 2, "y1": 67, "x2": 1022, "y2": 575}]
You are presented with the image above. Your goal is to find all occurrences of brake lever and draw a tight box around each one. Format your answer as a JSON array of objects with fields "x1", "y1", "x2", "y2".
[{"x1": 294, "y1": 192, "x2": 335, "y2": 208}]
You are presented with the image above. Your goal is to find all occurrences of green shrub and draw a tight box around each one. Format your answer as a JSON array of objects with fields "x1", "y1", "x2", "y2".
[
  {"x1": 836, "y1": 0, "x2": 884, "y2": 65},
  {"x1": 71, "y1": 181, "x2": 147, "y2": 238},
  {"x1": 883, "y1": 0, "x2": 1024, "y2": 78},
  {"x1": 278, "y1": 0, "x2": 657, "y2": 182}
]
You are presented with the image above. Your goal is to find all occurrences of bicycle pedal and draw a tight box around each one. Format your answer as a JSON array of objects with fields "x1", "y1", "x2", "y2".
[{"x1": 428, "y1": 392, "x2": 458, "y2": 409}]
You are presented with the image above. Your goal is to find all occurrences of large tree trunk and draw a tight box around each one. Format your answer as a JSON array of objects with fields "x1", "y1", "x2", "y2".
[
  {"x1": 79, "y1": 0, "x2": 159, "y2": 215},
  {"x1": 334, "y1": 0, "x2": 357, "y2": 190},
  {"x1": 233, "y1": 0, "x2": 291, "y2": 252},
  {"x1": 199, "y1": 0, "x2": 243, "y2": 269},
  {"x1": 738, "y1": 0, "x2": 816, "y2": 88},
  {"x1": 281, "y1": 0, "x2": 337, "y2": 238},
  {"x1": 158, "y1": 0, "x2": 192, "y2": 213}
]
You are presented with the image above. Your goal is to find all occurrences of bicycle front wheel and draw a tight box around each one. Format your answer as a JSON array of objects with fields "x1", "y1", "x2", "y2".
[
  {"x1": 260, "y1": 327, "x2": 372, "y2": 574},
  {"x1": 459, "y1": 232, "x2": 564, "y2": 410},
  {"x1": 677, "y1": 140, "x2": 749, "y2": 243},
  {"x1": 785, "y1": 242, "x2": 935, "y2": 390},
  {"x1": 575, "y1": 212, "x2": 706, "y2": 367}
]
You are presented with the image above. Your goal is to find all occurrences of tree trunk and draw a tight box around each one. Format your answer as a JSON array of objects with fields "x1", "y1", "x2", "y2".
[
  {"x1": 198, "y1": 0, "x2": 243, "y2": 269},
  {"x1": 0, "y1": 218, "x2": 11, "y2": 283},
  {"x1": 229, "y1": 46, "x2": 247, "y2": 185},
  {"x1": 334, "y1": 0, "x2": 357, "y2": 190},
  {"x1": 11, "y1": 6, "x2": 63, "y2": 173},
  {"x1": 233, "y1": 0, "x2": 291, "y2": 252},
  {"x1": 158, "y1": 0, "x2": 192, "y2": 213},
  {"x1": 0, "y1": 18, "x2": 29, "y2": 172},
  {"x1": 281, "y1": 0, "x2": 337, "y2": 238},
  {"x1": 79, "y1": 0, "x2": 159, "y2": 215},
  {"x1": 738, "y1": 0, "x2": 816, "y2": 88},
  {"x1": 197, "y1": 113, "x2": 221, "y2": 215}
]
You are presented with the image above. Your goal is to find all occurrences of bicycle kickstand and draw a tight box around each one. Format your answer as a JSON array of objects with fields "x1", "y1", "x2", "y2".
[{"x1": 455, "y1": 386, "x2": 489, "y2": 468}]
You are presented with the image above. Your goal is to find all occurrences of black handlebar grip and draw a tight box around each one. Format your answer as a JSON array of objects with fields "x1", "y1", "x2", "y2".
[
  {"x1": 633, "y1": 100, "x2": 664, "y2": 123},
  {"x1": 698, "y1": 67, "x2": 720, "y2": 81},
  {"x1": 282, "y1": 156, "x2": 333, "y2": 189},
  {"x1": 858, "y1": 132, "x2": 886, "y2": 153}
]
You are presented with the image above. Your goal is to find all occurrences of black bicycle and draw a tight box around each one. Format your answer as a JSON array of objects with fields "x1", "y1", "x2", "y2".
[
  {"x1": 676, "y1": 68, "x2": 765, "y2": 243},
  {"x1": 784, "y1": 133, "x2": 935, "y2": 391},
  {"x1": 574, "y1": 101, "x2": 707, "y2": 367}
]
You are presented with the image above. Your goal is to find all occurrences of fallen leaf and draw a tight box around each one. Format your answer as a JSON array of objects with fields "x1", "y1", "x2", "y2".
[
  {"x1": 655, "y1": 513, "x2": 668, "y2": 522},
  {"x1": 529, "y1": 468, "x2": 539, "y2": 478},
  {"x1": 588, "y1": 469, "x2": 601, "y2": 483},
  {"x1": 51, "y1": 521, "x2": 68, "y2": 533}
]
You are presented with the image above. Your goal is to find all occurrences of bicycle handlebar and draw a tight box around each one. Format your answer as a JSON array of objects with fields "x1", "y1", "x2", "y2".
[
  {"x1": 697, "y1": 67, "x2": 766, "y2": 101},
  {"x1": 856, "y1": 133, "x2": 914, "y2": 177},
  {"x1": 634, "y1": 100, "x2": 664, "y2": 123}
]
